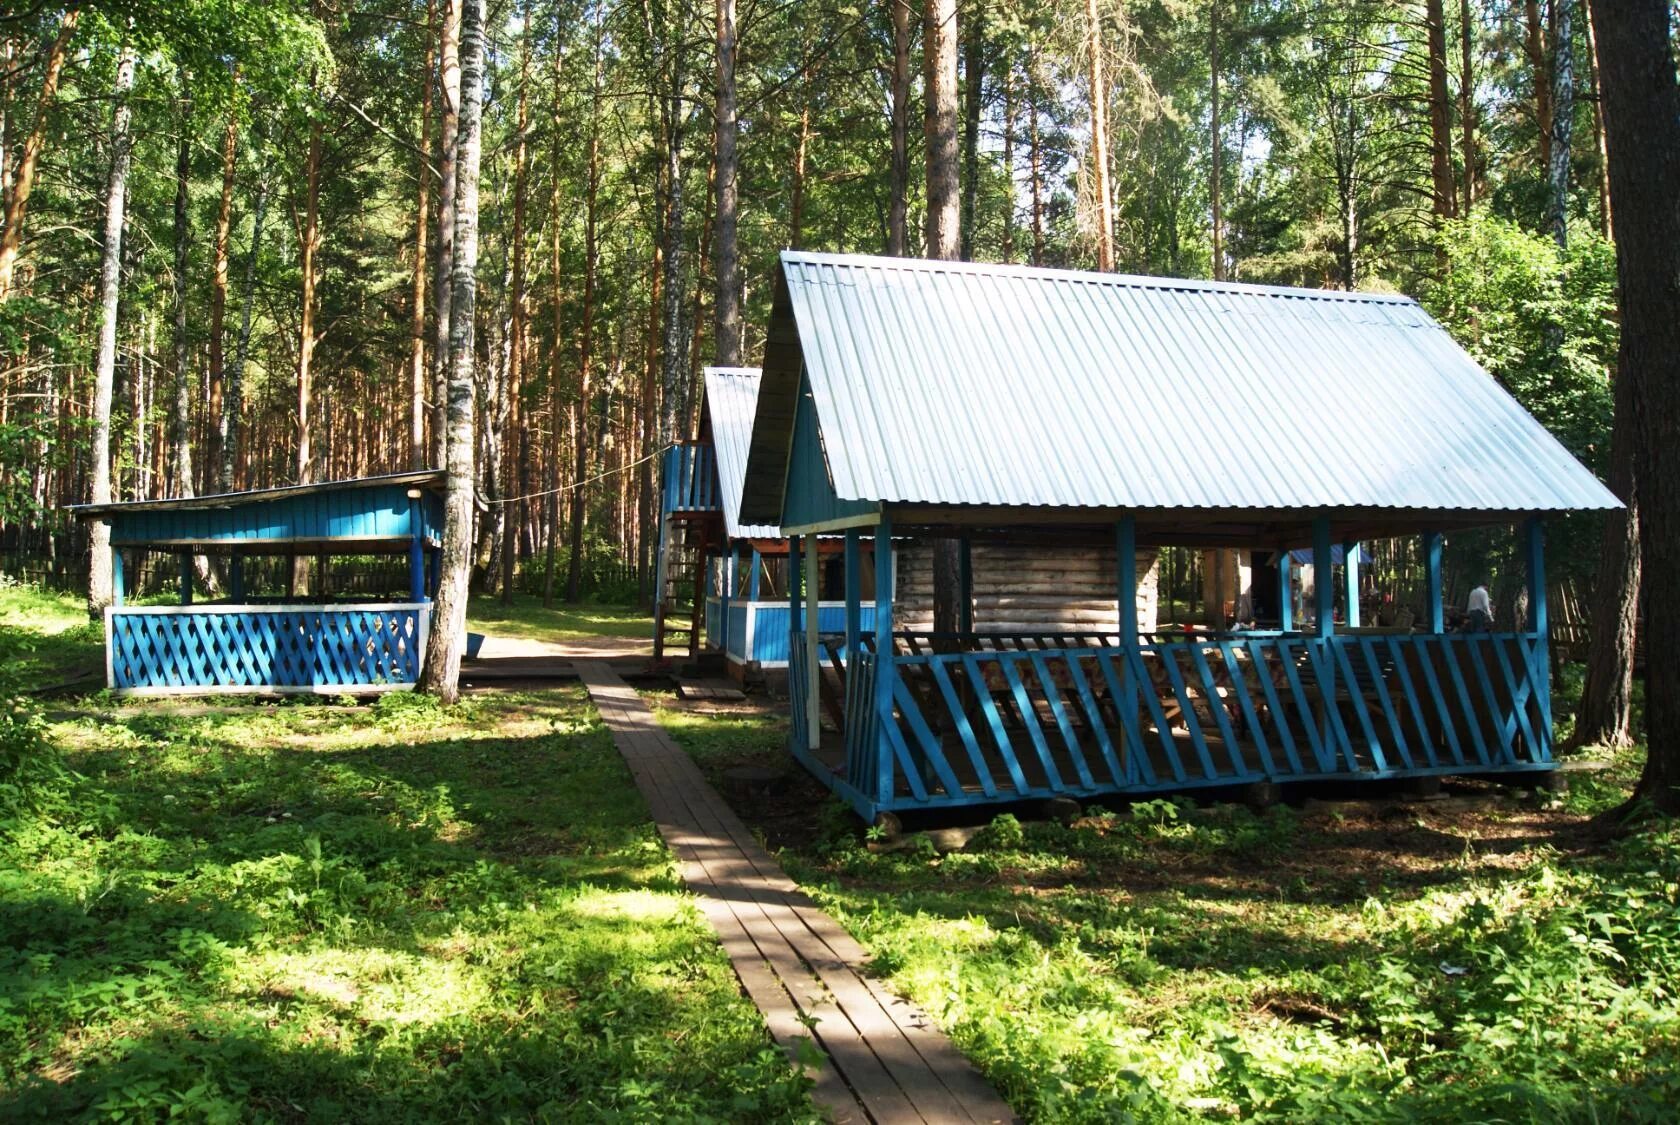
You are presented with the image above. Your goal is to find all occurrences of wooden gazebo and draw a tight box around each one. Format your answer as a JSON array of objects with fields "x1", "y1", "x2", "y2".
[
  {"x1": 740, "y1": 252, "x2": 1622, "y2": 824},
  {"x1": 70, "y1": 472, "x2": 443, "y2": 697}
]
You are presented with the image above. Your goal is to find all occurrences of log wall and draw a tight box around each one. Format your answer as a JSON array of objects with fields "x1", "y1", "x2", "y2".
[{"x1": 893, "y1": 542, "x2": 1159, "y2": 634}]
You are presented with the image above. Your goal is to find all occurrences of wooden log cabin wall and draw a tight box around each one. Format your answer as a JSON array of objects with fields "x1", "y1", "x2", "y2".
[{"x1": 893, "y1": 542, "x2": 1160, "y2": 634}]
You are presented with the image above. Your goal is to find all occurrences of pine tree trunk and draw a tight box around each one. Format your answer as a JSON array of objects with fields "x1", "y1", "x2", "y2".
[
  {"x1": 1523, "y1": 0, "x2": 1553, "y2": 173},
  {"x1": 223, "y1": 176, "x2": 267, "y2": 492},
  {"x1": 713, "y1": 0, "x2": 741, "y2": 365},
  {"x1": 500, "y1": 22, "x2": 530, "y2": 605},
  {"x1": 296, "y1": 117, "x2": 322, "y2": 490},
  {"x1": 1087, "y1": 0, "x2": 1113, "y2": 271},
  {"x1": 87, "y1": 44, "x2": 135, "y2": 616},
  {"x1": 1209, "y1": 0, "x2": 1222, "y2": 279},
  {"x1": 411, "y1": 0, "x2": 435, "y2": 469},
  {"x1": 1458, "y1": 0, "x2": 1478, "y2": 213},
  {"x1": 889, "y1": 0, "x2": 913, "y2": 256},
  {"x1": 0, "y1": 8, "x2": 77, "y2": 300},
  {"x1": 431, "y1": 0, "x2": 461, "y2": 471},
  {"x1": 1426, "y1": 0, "x2": 1457, "y2": 218},
  {"x1": 1574, "y1": 364, "x2": 1639, "y2": 749},
  {"x1": 1588, "y1": 0, "x2": 1680, "y2": 816},
  {"x1": 960, "y1": 0, "x2": 984, "y2": 261},
  {"x1": 421, "y1": 0, "x2": 486, "y2": 704},
  {"x1": 170, "y1": 81, "x2": 194, "y2": 499},
  {"x1": 925, "y1": 0, "x2": 962, "y2": 639},
  {"x1": 565, "y1": 19, "x2": 604, "y2": 606},
  {"x1": 1001, "y1": 65, "x2": 1015, "y2": 262},
  {"x1": 208, "y1": 73, "x2": 238, "y2": 485},
  {"x1": 1582, "y1": 0, "x2": 1611, "y2": 239},
  {"x1": 1029, "y1": 51, "x2": 1043, "y2": 264}
]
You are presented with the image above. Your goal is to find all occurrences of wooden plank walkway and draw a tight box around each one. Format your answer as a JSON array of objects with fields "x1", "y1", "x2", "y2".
[{"x1": 576, "y1": 662, "x2": 1016, "y2": 1125}]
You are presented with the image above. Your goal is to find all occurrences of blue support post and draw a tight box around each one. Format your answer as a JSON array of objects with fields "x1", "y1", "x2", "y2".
[
  {"x1": 179, "y1": 552, "x2": 193, "y2": 606},
  {"x1": 748, "y1": 548, "x2": 761, "y2": 602},
  {"x1": 788, "y1": 536, "x2": 802, "y2": 639},
  {"x1": 1525, "y1": 519, "x2": 1547, "y2": 638},
  {"x1": 1342, "y1": 541, "x2": 1361, "y2": 628},
  {"x1": 1425, "y1": 531, "x2": 1444, "y2": 632},
  {"x1": 1313, "y1": 518, "x2": 1334, "y2": 637},
  {"x1": 111, "y1": 547, "x2": 124, "y2": 607},
  {"x1": 958, "y1": 536, "x2": 973, "y2": 635},
  {"x1": 1117, "y1": 516, "x2": 1139, "y2": 637},
  {"x1": 1278, "y1": 550, "x2": 1293, "y2": 632},
  {"x1": 230, "y1": 555, "x2": 245, "y2": 602},
  {"x1": 720, "y1": 547, "x2": 735, "y2": 653},
  {"x1": 408, "y1": 499, "x2": 427, "y2": 603},
  {"x1": 844, "y1": 529, "x2": 861, "y2": 660},
  {"x1": 873, "y1": 515, "x2": 896, "y2": 814}
]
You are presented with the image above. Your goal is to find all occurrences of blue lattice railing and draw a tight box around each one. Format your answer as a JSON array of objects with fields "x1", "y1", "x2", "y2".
[
  {"x1": 813, "y1": 630, "x2": 1553, "y2": 817},
  {"x1": 107, "y1": 603, "x2": 430, "y2": 696}
]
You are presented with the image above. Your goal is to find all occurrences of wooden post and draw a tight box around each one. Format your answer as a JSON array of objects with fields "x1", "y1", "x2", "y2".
[
  {"x1": 844, "y1": 529, "x2": 861, "y2": 661},
  {"x1": 720, "y1": 546, "x2": 734, "y2": 654},
  {"x1": 1278, "y1": 550, "x2": 1293, "y2": 631},
  {"x1": 873, "y1": 514, "x2": 896, "y2": 812},
  {"x1": 1117, "y1": 516, "x2": 1138, "y2": 637},
  {"x1": 788, "y1": 536, "x2": 801, "y2": 635},
  {"x1": 111, "y1": 547, "x2": 125, "y2": 607},
  {"x1": 179, "y1": 552, "x2": 193, "y2": 606},
  {"x1": 1526, "y1": 519, "x2": 1547, "y2": 638},
  {"x1": 1313, "y1": 518, "x2": 1333, "y2": 637},
  {"x1": 1342, "y1": 541, "x2": 1360, "y2": 628},
  {"x1": 230, "y1": 554, "x2": 245, "y2": 602},
  {"x1": 1425, "y1": 531, "x2": 1444, "y2": 632},
  {"x1": 958, "y1": 535, "x2": 973, "y2": 636},
  {"x1": 804, "y1": 532, "x2": 820, "y2": 751},
  {"x1": 409, "y1": 496, "x2": 427, "y2": 602}
]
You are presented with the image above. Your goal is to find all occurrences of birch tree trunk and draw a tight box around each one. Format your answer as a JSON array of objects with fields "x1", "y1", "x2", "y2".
[
  {"x1": 87, "y1": 44, "x2": 136, "y2": 616},
  {"x1": 296, "y1": 114, "x2": 322, "y2": 493},
  {"x1": 960, "y1": 1, "x2": 983, "y2": 261},
  {"x1": 565, "y1": 18, "x2": 604, "y2": 605},
  {"x1": 0, "y1": 8, "x2": 77, "y2": 300},
  {"x1": 1208, "y1": 0, "x2": 1221, "y2": 279},
  {"x1": 1087, "y1": 0, "x2": 1113, "y2": 271},
  {"x1": 421, "y1": 0, "x2": 486, "y2": 703},
  {"x1": 432, "y1": 0, "x2": 462, "y2": 471},
  {"x1": 411, "y1": 0, "x2": 435, "y2": 469},
  {"x1": 1547, "y1": 0, "x2": 1573, "y2": 250},
  {"x1": 223, "y1": 175, "x2": 267, "y2": 492},
  {"x1": 170, "y1": 81, "x2": 194, "y2": 498},
  {"x1": 502, "y1": 21, "x2": 530, "y2": 605}
]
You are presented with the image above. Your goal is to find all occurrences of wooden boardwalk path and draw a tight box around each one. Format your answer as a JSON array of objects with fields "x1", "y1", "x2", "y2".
[{"x1": 576, "y1": 662, "x2": 1016, "y2": 1124}]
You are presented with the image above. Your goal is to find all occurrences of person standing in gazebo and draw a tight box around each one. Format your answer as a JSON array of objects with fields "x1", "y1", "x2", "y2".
[{"x1": 1466, "y1": 582, "x2": 1494, "y2": 632}]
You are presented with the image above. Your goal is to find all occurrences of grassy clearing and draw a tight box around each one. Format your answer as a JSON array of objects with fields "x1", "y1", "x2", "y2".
[
  {"x1": 466, "y1": 594, "x2": 649, "y2": 644},
  {"x1": 0, "y1": 581, "x2": 102, "y2": 689},
  {"x1": 0, "y1": 588, "x2": 810, "y2": 1122},
  {"x1": 653, "y1": 692, "x2": 1680, "y2": 1122}
]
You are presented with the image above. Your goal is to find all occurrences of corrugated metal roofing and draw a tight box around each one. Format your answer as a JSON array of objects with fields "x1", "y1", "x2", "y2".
[
  {"x1": 703, "y1": 366, "x2": 780, "y2": 539},
  {"x1": 68, "y1": 470, "x2": 447, "y2": 518},
  {"x1": 741, "y1": 251, "x2": 1620, "y2": 523}
]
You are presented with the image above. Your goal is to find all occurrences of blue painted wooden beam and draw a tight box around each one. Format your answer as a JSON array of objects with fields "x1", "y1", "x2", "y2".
[
  {"x1": 111, "y1": 548, "x2": 125, "y2": 607},
  {"x1": 720, "y1": 548, "x2": 735, "y2": 652},
  {"x1": 1424, "y1": 531, "x2": 1444, "y2": 633},
  {"x1": 1278, "y1": 550, "x2": 1293, "y2": 631},
  {"x1": 1525, "y1": 519, "x2": 1547, "y2": 638},
  {"x1": 873, "y1": 515, "x2": 896, "y2": 812},
  {"x1": 1117, "y1": 516, "x2": 1138, "y2": 637},
  {"x1": 179, "y1": 552, "x2": 193, "y2": 606},
  {"x1": 844, "y1": 529, "x2": 861, "y2": 659},
  {"x1": 1313, "y1": 518, "x2": 1333, "y2": 637},
  {"x1": 748, "y1": 548, "x2": 761, "y2": 602},
  {"x1": 230, "y1": 556, "x2": 245, "y2": 602},
  {"x1": 1342, "y1": 541, "x2": 1361, "y2": 628},
  {"x1": 408, "y1": 497, "x2": 426, "y2": 602},
  {"x1": 788, "y1": 536, "x2": 802, "y2": 637},
  {"x1": 958, "y1": 536, "x2": 973, "y2": 635}
]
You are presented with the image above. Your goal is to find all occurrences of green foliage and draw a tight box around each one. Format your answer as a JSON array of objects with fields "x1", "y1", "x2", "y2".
[{"x1": 0, "y1": 686, "x2": 813, "y2": 1120}]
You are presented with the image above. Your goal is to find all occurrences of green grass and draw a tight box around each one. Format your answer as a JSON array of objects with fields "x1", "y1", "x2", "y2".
[
  {"x1": 468, "y1": 594, "x2": 650, "y2": 644},
  {"x1": 0, "y1": 581, "x2": 102, "y2": 690},
  {"x1": 0, "y1": 585, "x2": 812, "y2": 1122},
  {"x1": 652, "y1": 695, "x2": 1680, "y2": 1123}
]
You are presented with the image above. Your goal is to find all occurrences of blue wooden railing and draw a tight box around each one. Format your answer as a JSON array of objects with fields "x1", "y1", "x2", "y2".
[
  {"x1": 799, "y1": 629, "x2": 1554, "y2": 817},
  {"x1": 660, "y1": 443, "x2": 720, "y2": 516},
  {"x1": 106, "y1": 603, "x2": 429, "y2": 696}
]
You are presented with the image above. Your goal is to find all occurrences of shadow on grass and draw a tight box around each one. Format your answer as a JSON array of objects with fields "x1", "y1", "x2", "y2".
[{"x1": 1, "y1": 692, "x2": 812, "y2": 1122}]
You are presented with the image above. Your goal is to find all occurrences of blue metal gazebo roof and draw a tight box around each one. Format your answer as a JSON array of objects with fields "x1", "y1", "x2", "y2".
[
  {"x1": 69, "y1": 470, "x2": 446, "y2": 551},
  {"x1": 741, "y1": 252, "x2": 1620, "y2": 535}
]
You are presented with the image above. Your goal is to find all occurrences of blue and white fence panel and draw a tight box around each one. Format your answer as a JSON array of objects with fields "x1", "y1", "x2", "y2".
[{"x1": 105, "y1": 603, "x2": 430, "y2": 697}]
